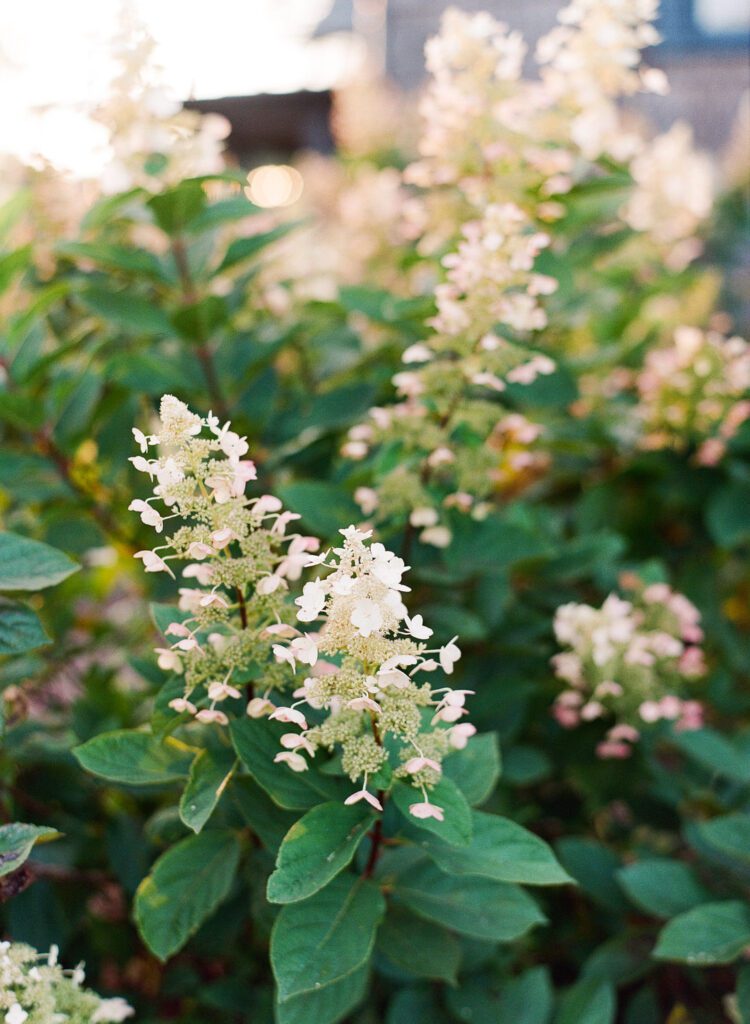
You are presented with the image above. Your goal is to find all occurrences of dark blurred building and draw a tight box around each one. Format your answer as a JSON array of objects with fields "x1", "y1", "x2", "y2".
[{"x1": 317, "y1": 0, "x2": 750, "y2": 151}]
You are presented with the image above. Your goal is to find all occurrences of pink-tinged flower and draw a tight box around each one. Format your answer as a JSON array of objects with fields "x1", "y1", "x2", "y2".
[
  {"x1": 433, "y1": 704, "x2": 467, "y2": 724},
  {"x1": 274, "y1": 751, "x2": 308, "y2": 772},
  {"x1": 439, "y1": 638, "x2": 461, "y2": 674},
  {"x1": 281, "y1": 733, "x2": 315, "y2": 756},
  {"x1": 199, "y1": 591, "x2": 229, "y2": 609},
  {"x1": 128, "y1": 499, "x2": 164, "y2": 532},
  {"x1": 257, "y1": 574, "x2": 282, "y2": 595},
  {"x1": 183, "y1": 562, "x2": 214, "y2": 585},
  {"x1": 659, "y1": 694, "x2": 683, "y2": 720},
  {"x1": 261, "y1": 623, "x2": 299, "y2": 639},
  {"x1": 129, "y1": 455, "x2": 155, "y2": 476},
  {"x1": 135, "y1": 550, "x2": 174, "y2": 577},
  {"x1": 420, "y1": 525, "x2": 452, "y2": 548},
  {"x1": 404, "y1": 756, "x2": 442, "y2": 774},
  {"x1": 404, "y1": 614, "x2": 433, "y2": 640},
  {"x1": 253, "y1": 494, "x2": 283, "y2": 516},
  {"x1": 269, "y1": 706, "x2": 308, "y2": 729},
  {"x1": 211, "y1": 527, "x2": 236, "y2": 550},
  {"x1": 443, "y1": 689, "x2": 474, "y2": 708},
  {"x1": 427, "y1": 446, "x2": 455, "y2": 467},
  {"x1": 231, "y1": 460, "x2": 257, "y2": 495},
  {"x1": 168, "y1": 697, "x2": 197, "y2": 715},
  {"x1": 347, "y1": 696, "x2": 382, "y2": 713},
  {"x1": 345, "y1": 789, "x2": 383, "y2": 811},
  {"x1": 448, "y1": 723, "x2": 476, "y2": 749},
  {"x1": 596, "y1": 740, "x2": 633, "y2": 759},
  {"x1": 290, "y1": 635, "x2": 318, "y2": 666},
  {"x1": 132, "y1": 427, "x2": 152, "y2": 453},
  {"x1": 273, "y1": 644, "x2": 297, "y2": 670},
  {"x1": 247, "y1": 697, "x2": 275, "y2": 718},
  {"x1": 187, "y1": 542, "x2": 214, "y2": 560},
  {"x1": 207, "y1": 681, "x2": 241, "y2": 701},
  {"x1": 608, "y1": 724, "x2": 640, "y2": 743},
  {"x1": 355, "y1": 487, "x2": 379, "y2": 515},
  {"x1": 271, "y1": 510, "x2": 302, "y2": 536},
  {"x1": 195, "y1": 708, "x2": 229, "y2": 726},
  {"x1": 155, "y1": 648, "x2": 183, "y2": 672},
  {"x1": 409, "y1": 800, "x2": 445, "y2": 821},
  {"x1": 350, "y1": 598, "x2": 384, "y2": 638},
  {"x1": 675, "y1": 700, "x2": 703, "y2": 731},
  {"x1": 639, "y1": 700, "x2": 663, "y2": 723},
  {"x1": 165, "y1": 622, "x2": 191, "y2": 638}
]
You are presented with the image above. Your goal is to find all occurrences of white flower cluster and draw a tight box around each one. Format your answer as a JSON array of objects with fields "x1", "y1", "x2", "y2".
[
  {"x1": 622, "y1": 123, "x2": 714, "y2": 270},
  {"x1": 269, "y1": 526, "x2": 474, "y2": 821},
  {"x1": 537, "y1": 0, "x2": 668, "y2": 160},
  {"x1": 552, "y1": 582, "x2": 705, "y2": 758},
  {"x1": 634, "y1": 326, "x2": 750, "y2": 465},
  {"x1": 0, "y1": 941, "x2": 132, "y2": 1024},
  {"x1": 130, "y1": 395, "x2": 320, "y2": 725},
  {"x1": 94, "y1": 12, "x2": 229, "y2": 194}
]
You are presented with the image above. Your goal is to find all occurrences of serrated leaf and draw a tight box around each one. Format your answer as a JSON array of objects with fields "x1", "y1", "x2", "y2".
[
  {"x1": 230, "y1": 717, "x2": 348, "y2": 810},
  {"x1": 393, "y1": 861, "x2": 545, "y2": 942},
  {"x1": 74, "y1": 730, "x2": 195, "y2": 785},
  {"x1": 135, "y1": 829, "x2": 241, "y2": 960},
  {"x1": 0, "y1": 532, "x2": 78, "y2": 591},
  {"x1": 0, "y1": 598, "x2": 49, "y2": 654},
  {"x1": 442, "y1": 732, "x2": 501, "y2": 806},
  {"x1": 179, "y1": 748, "x2": 237, "y2": 833},
  {"x1": 271, "y1": 874, "x2": 385, "y2": 1002},
  {"x1": 653, "y1": 900, "x2": 750, "y2": 965},
  {"x1": 376, "y1": 905, "x2": 460, "y2": 984},
  {"x1": 0, "y1": 822, "x2": 60, "y2": 877},
  {"x1": 392, "y1": 778, "x2": 472, "y2": 847},
  {"x1": 416, "y1": 811, "x2": 573, "y2": 886},
  {"x1": 267, "y1": 802, "x2": 373, "y2": 904}
]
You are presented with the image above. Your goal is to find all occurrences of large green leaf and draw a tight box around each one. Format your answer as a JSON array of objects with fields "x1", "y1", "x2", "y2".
[
  {"x1": 267, "y1": 801, "x2": 373, "y2": 904},
  {"x1": 231, "y1": 777, "x2": 298, "y2": 853},
  {"x1": 79, "y1": 287, "x2": 172, "y2": 335},
  {"x1": 442, "y1": 732, "x2": 501, "y2": 806},
  {"x1": 376, "y1": 905, "x2": 460, "y2": 984},
  {"x1": 134, "y1": 829, "x2": 241, "y2": 960},
  {"x1": 447, "y1": 966, "x2": 553, "y2": 1024},
  {"x1": 276, "y1": 964, "x2": 368, "y2": 1024},
  {"x1": 415, "y1": 811, "x2": 572, "y2": 886},
  {"x1": 271, "y1": 874, "x2": 385, "y2": 1002},
  {"x1": 179, "y1": 748, "x2": 237, "y2": 833},
  {"x1": 556, "y1": 838, "x2": 628, "y2": 912},
  {"x1": 393, "y1": 861, "x2": 544, "y2": 942},
  {"x1": 57, "y1": 241, "x2": 168, "y2": 281},
  {"x1": 555, "y1": 980, "x2": 615, "y2": 1024},
  {"x1": 275, "y1": 481, "x2": 359, "y2": 540},
  {"x1": 0, "y1": 822, "x2": 60, "y2": 878},
  {"x1": 0, "y1": 532, "x2": 78, "y2": 591},
  {"x1": 692, "y1": 814, "x2": 750, "y2": 868},
  {"x1": 216, "y1": 222, "x2": 298, "y2": 273},
  {"x1": 0, "y1": 598, "x2": 49, "y2": 654},
  {"x1": 148, "y1": 180, "x2": 206, "y2": 234},
  {"x1": 230, "y1": 717, "x2": 347, "y2": 809},
  {"x1": 392, "y1": 778, "x2": 472, "y2": 848},
  {"x1": 616, "y1": 859, "x2": 711, "y2": 918},
  {"x1": 672, "y1": 728, "x2": 750, "y2": 784},
  {"x1": 653, "y1": 900, "x2": 750, "y2": 965},
  {"x1": 74, "y1": 730, "x2": 195, "y2": 785}
]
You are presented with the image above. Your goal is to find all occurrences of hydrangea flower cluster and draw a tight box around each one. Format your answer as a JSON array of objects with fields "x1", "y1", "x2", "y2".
[
  {"x1": 94, "y1": 10, "x2": 229, "y2": 194},
  {"x1": 634, "y1": 326, "x2": 750, "y2": 465},
  {"x1": 552, "y1": 582, "x2": 706, "y2": 758},
  {"x1": 0, "y1": 942, "x2": 132, "y2": 1024},
  {"x1": 129, "y1": 395, "x2": 320, "y2": 725},
  {"x1": 269, "y1": 526, "x2": 474, "y2": 820},
  {"x1": 622, "y1": 123, "x2": 714, "y2": 270}
]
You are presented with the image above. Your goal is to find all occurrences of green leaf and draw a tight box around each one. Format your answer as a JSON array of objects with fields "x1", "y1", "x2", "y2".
[
  {"x1": 416, "y1": 811, "x2": 573, "y2": 886},
  {"x1": 442, "y1": 732, "x2": 501, "y2": 806},
  {"x1": 148, "y1": 180, "x2": 207, "y2": 233},
  {"x1": 555, "y1": 980, "x2": 615, "y2": 1024},
  {"x1": 276, "y1": 964, "x2": 368, "y2": 1024},
  {"x1": 217, "y1": 222, "x2": 297, "y2": 273},
  {"x1": 171, "y1": 296, "x2": 228, "y2": 342},
  {"x1": 135, "y1": 829, "x2": 241, "y2": 960},
  {"x1": 0, "y1": 822, "x2": 59, "y2": 878},
  {"x1": 179, "y1": 748, "x2": 237, "y2": 833},
  {"x1": 74, "y1": 730, "x2": 195, "y2": 785},
  {"x1": 188, "y1": 195, "x2": 261, "y2": 234},
  {"x1": 79, "y1": 287, "x2": 173, "y2": 335},
  {"x1": 691, "y1": 814, "x2": 750, "y2": 868},
  {"x1": 653, "y1": 900, "x2": 750, "y2": 965},
  {"x1": 447, "y1": 966, "x2": 553, "y2": 1024},
  {"x1": 556, "y1": 838, "x2": 628, "y2": 912},
  {"x1": 0, "y1": 598, "x2": 49, "y2": 654},
  {"x1": 737, "y1": 965, "x2": 750, "y2": 1024},
  {"x1": 275, "y1": 481, "x2": 359, "y2": 539},
  {"x1": 231, "y1": 777, "x2": 298, "y2": 853},
  {"x1": 230, "y1": 717, "x2": 348, "y2": 810},
  {"x1": 502, "y1": 745, "x2": 552, "y2": 785},
  {"x1": 267, "y1": 801, "x2": 374, "y2": 904},
  {"x1": 376, "y1": 905, "x2": 460, "y2": 984},
  {"x1": 0, "y1": 532, "x2": 78, "y2": 591},
  {"x1": 392, "y1": 778, "x2": 472, "y2": 847},
  {"x1": 393, "y1": 861, "x2": 545, "y2": 942},
  {"x1": 671, "y1": 728, "x2": 750, "y2": 783},
  {"x1": 616, "y1": 859, "x2": 711, "y2": 918},
  {"x1": 707, "y1": 481, "x2": 750, "y2": 548},
  {"x1": 271, "y1": 874, "x2": 385, "y2": 1002},
  {"x1": 57, "y1": 241, "x2": 167, "y2": 281}
]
